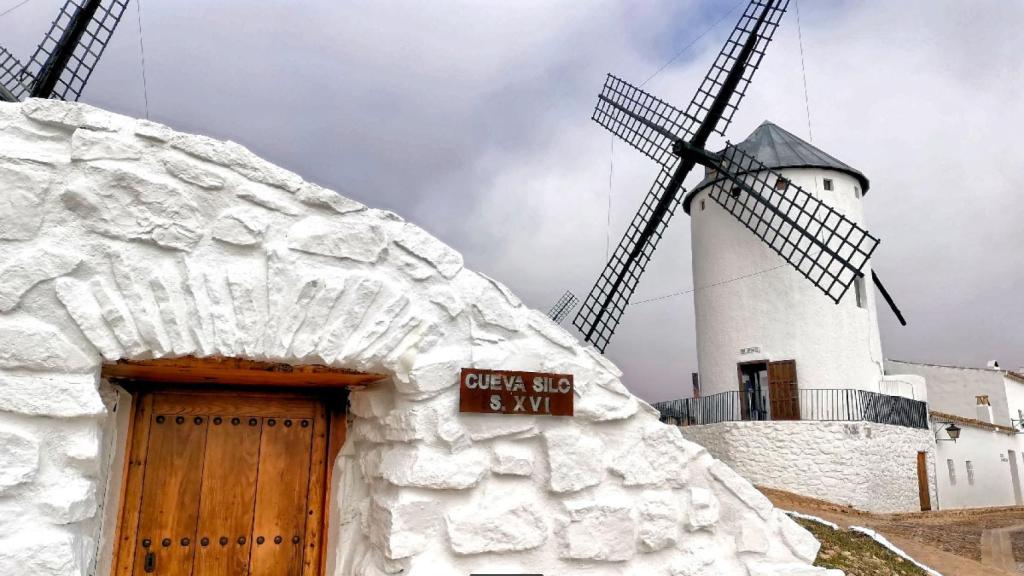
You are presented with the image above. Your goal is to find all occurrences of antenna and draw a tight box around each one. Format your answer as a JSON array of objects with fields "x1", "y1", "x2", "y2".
[
  {"x1": 547, "y1": 291, "x2": 579, "y2": 324},
  {"x1": 0, "y1": 0, "x2": 130, "y2": 102}
]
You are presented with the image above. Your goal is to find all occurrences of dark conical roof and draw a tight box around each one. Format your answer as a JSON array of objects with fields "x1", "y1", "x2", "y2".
[{"x1": 683, "y1": 121, "x2": 870, "y2": 213}]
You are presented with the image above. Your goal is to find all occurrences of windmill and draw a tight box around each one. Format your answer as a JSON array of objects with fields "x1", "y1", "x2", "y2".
[
  {"x1": 573, "y1": 0, "x2": 905, "y2": 353},
  {"x1": 547, "y1": 290, "x2": 579, "y2": 324},
  {"x1": 0, "y1": 0, "x2": 130, "y2": 103}
]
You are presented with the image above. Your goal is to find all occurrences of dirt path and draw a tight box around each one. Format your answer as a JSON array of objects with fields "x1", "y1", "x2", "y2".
[{"x1": 761, "y1": 487, "x2": 1024, "y2": 576}]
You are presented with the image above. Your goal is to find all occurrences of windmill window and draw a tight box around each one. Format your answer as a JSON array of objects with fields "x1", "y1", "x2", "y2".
[
  {"x1": 775, "y1": 177, "x2": 789, "y2": 191},
  {"x1": 947, "y1": 459, "x2": 957, "y2": 485},
  {"x1": 966, "y1": 461, "x2": 975, "y2": 486},
  {"x1": 854, "y1": 276, "x2": 866, "y2": 309},
  {"x1": 854, "y1": 185, "x2": 861, "y2": 199},
  {"x1": 700, "y1": 199, "x2": 705, "y2": 211},
  {"x1": 823, "y1": 178, "x2": 834, "y2": 191}
]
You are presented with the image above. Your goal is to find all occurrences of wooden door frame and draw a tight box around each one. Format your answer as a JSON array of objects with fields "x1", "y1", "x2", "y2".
[
  {"x1": 736, "y1": 360, "x2": 768, "y2": 420},
  {"x1": 104, "y1": 357, "x2": 378, "y2": 576}
]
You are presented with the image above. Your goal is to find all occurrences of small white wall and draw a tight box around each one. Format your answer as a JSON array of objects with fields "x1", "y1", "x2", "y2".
[
  {"x1": 690, "y1": 167, "x2": 884, "y2": 396},
  {"x1": 887, "y1": 360, "x2": 1009, "y2": 425},
  {"x1": 1002, "y1": 375, "x2": 1024, "y2": 426},
  {"x1": 678, "y1": 421, "x2": 936, "y2": 513},
  {"x1": 933, "y1": 425, "x2": 1021, "y2": 510},
  {"x1": 0, "y1": 100, "x2": 836, "y2": 576}
]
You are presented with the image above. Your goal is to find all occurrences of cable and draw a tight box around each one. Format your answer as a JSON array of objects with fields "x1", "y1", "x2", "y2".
[
  {"x1": 0, "y1": 0, "x2": 33, "y2": 20},
  {"x1": 135, "y1": 0, "x2": 149, "y2": 119},
  {"x1": 639, "y1": 0, "x2": 746, "y2": 87},
  {"x1": 631, "y1": 264, "x2": 787, "y2": 306},
  {"x1": 795, "y1": 0, "x2": 813, "y2": 143}
]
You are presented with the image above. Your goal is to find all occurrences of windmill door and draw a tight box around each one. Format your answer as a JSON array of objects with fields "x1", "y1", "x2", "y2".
[
  {"x1": 767, "y1": 360, "x2": 800, "y2": 421},
  {"x1": 116, "y1": 390, "x2": 331, "y2": 576}
]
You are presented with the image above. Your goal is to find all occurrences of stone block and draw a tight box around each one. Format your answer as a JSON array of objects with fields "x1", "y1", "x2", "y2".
[
  {"x1": 70, "y1": 128, "x2": 141, "y2": 161},
  {"x1": 0, "y1": 527, "x2": 85, "y2": 576},
  {"x1": 446, "y1": 501, "x2": 546, "y2": 554},
  {"x1": 544, "y1": 428, "x2": 605, "y2": 493},
  {"x1": 0, "y1": 316, "x2": 97, "y2": 372},
  {"x1": 349, "y1": 387, "x2": 395, "y2": 419},
  {"x1": 688, "y1": 487, "x2": 720, "y2": 530},
  {"x1": 559, "y1": 501, "x2": 636, "y2": 561},
  {"x1": 394, "y1": 224, "x2": 463, "y2": 279},
  {"x1": 171, "y1": 133, "x2": 303, "y2": 191},
  {"x1": 491, "y1": 441, "x2": 534, "y2": 476},
  {"x1": 211, "y1": 207, "x2": 269, "y2": 246},
  {"x1": 135, "y1": 119, "x2": 174, "y2": 141},
  {"x1": 737, "y1": 520, "x2": 770, "y2": 554},
  {"x1": 295, "y1": 183, "x2": 365, "y2": 214},
  {"x1": 381, "y1": 444, "x2": 488, "y2": 489},
  {"x1": 22, "y1": 98, "x2": 123, "y2": 131},
  {"x1": 38, "y1": 475, "x2": 97, "y2": 524},
  {"x1": 368, "y1": 495, "x2": 439, "y2": 559},
  {"x1": 778, "y1": 511, "x2": 821, "y2": 563},
  {"x1": 638, "y1": 491, "x2": 679, "y2": 552},
  {"x1": 236, "y1": 182, "x2": 304, "y2": 215},
  {"x1": 288, "y1": 216, "x2": 387, "y2": 263},
  {"x1": 0, "y1": 161, "x2": 54, "y2": 240},
  {"x1": 0, "y1": 373, "x2": 105, "y2": 417},
  {"x1": 0, "y1": 426, "x2": 39, "y2": 492},
  {"x1": 709, "y1": 459, "x2": 774, "y2": 520},
  {"x1": 160, "y1": 154, "x2": 226, "y2": 189},
  {"x1": 401, "y1": 347, "x2": 466, "y2": 396},
  {"x1": 610, "y1": 425, "x2": 700, "y2": 486}
]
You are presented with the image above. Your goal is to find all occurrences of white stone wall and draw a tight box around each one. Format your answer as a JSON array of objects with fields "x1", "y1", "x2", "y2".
[
  {"x1": 678, "y1": 421, "x2": 936, "y2": 514},
  {"x1": 933, "y1": 424, "x2": 1023, "y2": 510},
  {"x1": 690, "y1": 167, "x2": 885, "y2": 395},
  {"x1": 0, "y1": 99, "x2": 838, "y2": 576},
  {"x1": 886, "y1": 360, "x2": 1010, "y2": 425}
]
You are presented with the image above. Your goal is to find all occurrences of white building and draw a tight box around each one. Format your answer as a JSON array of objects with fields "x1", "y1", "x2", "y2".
[
  {"x1": 670, "y1": 122, "x2": 938, "y2": 514},
  {"x1": 0, "y1": 100, "x2": 835, "y2": 576},
  {"x1": 887, "y1": 360, "x2": 1024, "y2": 510}
]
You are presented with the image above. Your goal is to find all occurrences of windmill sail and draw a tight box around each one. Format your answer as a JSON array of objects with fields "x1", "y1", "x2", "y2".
[
  {"x1": 547, "y1": 291, "x2": 580, "y2": 324},
  {"x1": 0, "y1": 46, "x2": 32, "y2": 101},
  {"x1": 24, "y1": 0, "x2": 130, "y2": 100},
  {"x1": 576, "y1": 0, "x2": 789, "y2": 352},
  {"x1": 702, "y1": 143, "x2": 880, "y2": 302}
]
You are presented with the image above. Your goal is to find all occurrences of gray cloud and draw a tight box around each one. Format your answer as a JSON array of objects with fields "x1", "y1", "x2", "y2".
[{"x1": 1, "y1": 0, "x2": 1019, "y2": 401}]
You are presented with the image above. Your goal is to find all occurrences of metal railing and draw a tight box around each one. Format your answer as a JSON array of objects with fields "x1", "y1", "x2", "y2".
[{"x1": 653, "y1": 388, "x2": 929, "y2": 430}]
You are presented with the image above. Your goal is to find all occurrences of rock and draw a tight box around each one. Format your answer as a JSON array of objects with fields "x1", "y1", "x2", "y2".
[
  {"x1": 0, "y1": 527, "x2": 85, "y2": 576},
  {"x1": 0, "y1": 245, "x2": 81, "y2": 312},
  {"x1": 778, "y1": 511, "x2": 822, "y2": 563},
  {"x1": 446, "y1": 501, "x2": 547, "y2": 554},
  {"x1": 55, "y1": 277, "x2": 125, "y2": 361},
  {"x1": 491, "y1": 441, "x2": 534, "y2": 476},
  {"x1": 668, "y1": 532, "x2": 717, "y2": 575},
  {"x1": 638, "y1": 491, "x2": 679, "y2": 552},
  {"x1": 61, "y1": 165, "x2": 203, "y2": 250},
  {"x1": 461, "y1": 414, "x2": 536, "y2": 442},
  {"x1": 0, "y1": 373, "x2": 105, "y2": 417},
  {"x1": 0, "y1": 426, "x2": 39, "y2": 492},
  {"x1": 288, "y1": 216, "x2": 388, "y2": 263},
  {"x1": 211, "y1": 207, "x2": 268, "y2": 246},
  {"x1": 380, "y1": 444, "x2": 488, "y2": 489},
  {"x1": 526, "y1": 311, "x2": 577, "y2": 350},
  {"x1": 38, "y1": 475, "x2": 97, "y2": 524},
  {"x1": 368, "y1": 495, "x2": 439, "y2": 559},
  {"x1": 236, "y1": 182, "x2": 304, "y2": 215},
  {"x1": 21, "y1": 98, "x2": 122, "y2": 131},
  {"x1": 0, "y1": 120, "x2": 68, "y2": 164},
  {"x1": 544, "y1": 428, "x2": 604, "y2": 493},
  {"x1": 688, "y1": 487, "x2": 720, "y2": 530},
  {"x1": 171, "y1": 133, "x2": 303, "y2": 191},
  {"x1": 400, "y1": 346, "x2": 466, "y2": 396},
  {"x1": 0, "y1": 161, "x2": 54, "y2": 240},
  {"x1": 160, "y1": 154, "x2": 226, "y2": 189},
  {"x1": 394, "y1": 224, "x2": 463, "y2": 279},
  {"x1": 349, "y1": 387, "x2": 395, "y2": 419},
  {"x1": 296, "y1": 183, "x2": 365, "y2": 214},
  {"x1": 70, "y1": 128, "x2": 141, "y2": 161},
  {"x1": 709, "y1": 459, "x2": 774, "y2": 520},
  {"x1": 559, "y1": 501, "x2": 636, "y2": 561},
  {"x1": 609, "y1": 425, "x2": 701, "y2": 486},
  {"x1": 737, "y1": 519, "x2": 770, "y2": 554},
  {"x1": 0, "y1": 316, "x2": 97, "y2": 372},
  {"x1": 134, "y1": 119, "x2": 174, "y2": 142},
  {"x1": 427, "y1": 287, "x2": 465, "y2": 318},
  {"x1": 575, "y1": 384, "x2": 639, "y2": 422}
]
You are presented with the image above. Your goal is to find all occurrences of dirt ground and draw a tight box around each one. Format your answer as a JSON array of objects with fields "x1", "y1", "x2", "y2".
[{"x1": 761, "y1": 487, "x2": 1024, "y2": 576}]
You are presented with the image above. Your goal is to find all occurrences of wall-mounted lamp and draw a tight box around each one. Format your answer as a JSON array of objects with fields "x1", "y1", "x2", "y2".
[{"x1": 934, "y1": 421, "x2": 961, "y2": 443}]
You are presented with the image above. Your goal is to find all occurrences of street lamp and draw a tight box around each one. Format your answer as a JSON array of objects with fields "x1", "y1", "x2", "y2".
[{"x1": 934, "y1": 421, "x2": 961, "y2": 443}]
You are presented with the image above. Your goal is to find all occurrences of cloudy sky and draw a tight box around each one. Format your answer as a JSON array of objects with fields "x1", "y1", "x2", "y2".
[{"x1": 2, "y1": 0, "x2": 1021, "y2": 401}]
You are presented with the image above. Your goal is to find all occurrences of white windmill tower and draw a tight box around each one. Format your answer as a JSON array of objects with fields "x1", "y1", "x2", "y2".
[{"x1": 684, "y1": 121, "x2": 898, "y2": 417}]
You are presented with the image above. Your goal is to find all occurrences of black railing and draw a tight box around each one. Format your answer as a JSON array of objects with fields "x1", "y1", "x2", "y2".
[{"x1": 653, "y1": 388, "x2": 929, "y2": 430}]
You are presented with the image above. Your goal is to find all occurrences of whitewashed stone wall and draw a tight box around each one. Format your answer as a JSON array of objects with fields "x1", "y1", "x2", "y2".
[
  {"x1": 0, "y1": 99, "x2": 838, "y2": 576},
  {"x1": 679, "y1": 421, "x2": 936, "y2": 513}
]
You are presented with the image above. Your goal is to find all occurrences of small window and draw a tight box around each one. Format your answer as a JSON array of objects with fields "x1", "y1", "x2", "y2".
[
  {"x1": 966, "y1": 461, "x2": 975, "y2": 486},
  {"x1": 854, "y1": 185, "x2": 861, "y2": 199},
  {"x1": 700, "y1": 199, "x2": 706, "y2": 211},
  {"x1": 823, "y1": 178, "x2": 834, "y2": 191},
  {"x1": 947, "y1": 459, "x2": 957, "y2": 485},
  {"x1": 854, "y1": 276, "x2": 866, "y2": 309},
  {"x1": 775, "y1": 177, "x2": 789, "y2": 191}
]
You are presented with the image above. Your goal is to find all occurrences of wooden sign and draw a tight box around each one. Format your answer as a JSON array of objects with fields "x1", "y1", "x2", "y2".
[{"x1": 459, "y1": 368, "x2": 573, "y2": 416}]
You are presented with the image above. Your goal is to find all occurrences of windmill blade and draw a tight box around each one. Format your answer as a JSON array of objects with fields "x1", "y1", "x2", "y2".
[
  {"x1": 547, "y1": 291, "x2": 580, "y2": 324},
  {"x1": 0, "y1": 46, "x2": 32, "y2": 102},
  {"x1": 871, "y1": 270, "x2": 907, "y2": 326},
  {"x1": 25, "y1": 0, "x2": 130, "y2": 101},
  {"x1": 592, "y1": 74, "x2": 695, "y2": 168},
  {"x1": 704, "y1": 143, "x2": 880, "y2": 303},
  {"x1": 574, "y1": 166, "x2": 682, "y2": 351},
  {"x1": 685, "y1": 0, "x2": 788, "y2": 139}
]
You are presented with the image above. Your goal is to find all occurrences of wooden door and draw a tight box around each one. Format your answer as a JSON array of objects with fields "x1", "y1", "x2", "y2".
[
  {"x1": 916, "y1": 451, "x2": 931, "y2": 511},
  {"x1": 115, "y1": 390, "x2": 332, "y2": 576},
  {"x1": 768, "y1": 360, "x2": 800, "y2": 421}
]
